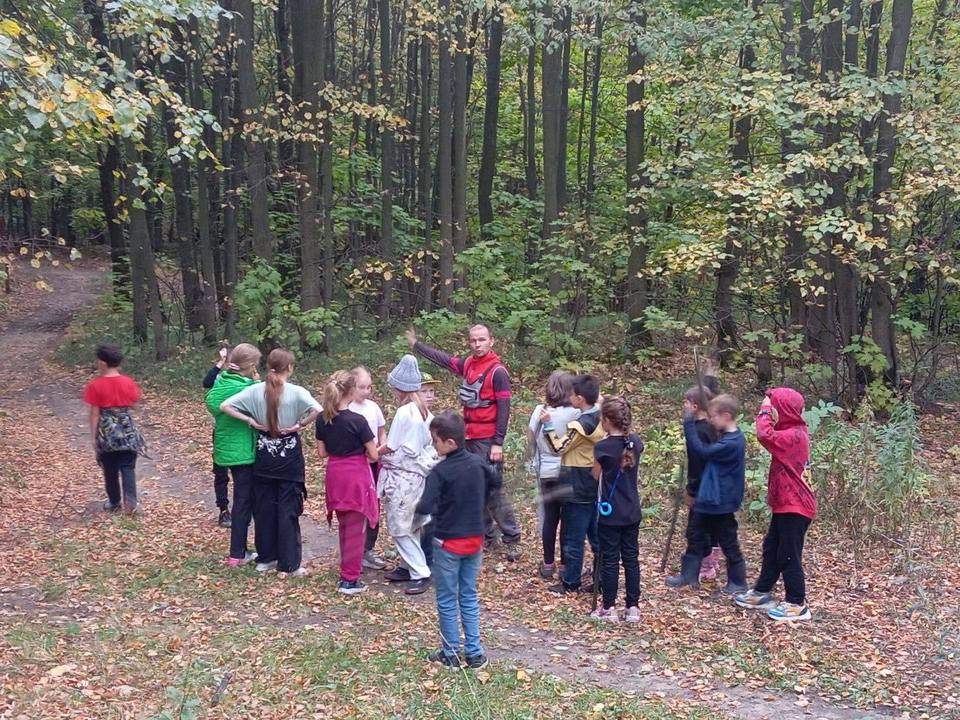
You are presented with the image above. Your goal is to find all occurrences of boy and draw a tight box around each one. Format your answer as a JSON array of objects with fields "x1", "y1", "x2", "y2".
[
  {"x1": 683, "y1": 369, "x2": 722, "y2": 581},
  {"x1": 735, "y1": 388, "x2": 816, "y2": 622},
  {"x1": 83, "y1": 344, "x2": 145, "y2": 514},
  {"x1": 203, "y1": 347, "x2": 232, "y2": 528},
  {"x1": 542, "y1": 374, "x2": 605, "y2": 594},
  {"x1": 666, "y1": 394, "x2": 747, "y2": 594},
  {"x1": 416, "y1": 411, "x2": 492, "y2": 670}
]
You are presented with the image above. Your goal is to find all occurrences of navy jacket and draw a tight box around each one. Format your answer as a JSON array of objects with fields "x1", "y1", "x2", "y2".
[{"x1": 682, "y1": 417, "x2": 745, "y2": 515}]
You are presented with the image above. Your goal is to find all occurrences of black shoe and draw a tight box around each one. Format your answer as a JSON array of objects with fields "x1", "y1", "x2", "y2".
[
  {"x1": 504, "y1": 544, "x2": 522, "y2": 562},
  {"x1": 665, "y1": 553, "x2": 702, "y2": 590},
  {"x1": 405, "y1": 577, "x2": 432, "y2": 595},
  {"x1": 384, "y1": 567, "x2": 412, "y2": 582},
  {"x1": 103, "y1": 501, "x2": 120, "y2": 512},
  {"x1": 547, "y1": 582, "x2": 579, "y2": 594},
  {"x1": 338, "y1": 579, "x2": 368, "y2": 595},
  {"x1": 428, "y1": 650, "x2": 462, "y2": 669},
  {"x1": 218, "y1": 509, "x2": 232, "y2": 528},
  {"x1": 465, "y1": 654, "x2": 489, "y2": 670}
]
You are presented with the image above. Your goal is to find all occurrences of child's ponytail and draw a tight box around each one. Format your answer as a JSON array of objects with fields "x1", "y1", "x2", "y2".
[
  {"x1": 264, "y1": 348, "x2": 295, "y2": 437},
  {"x1": 600, "y1": 396, "x2": 636, "y2": 470},
  {"x1": 322, "y1": 370, "x2": 357, "y2": 424}
]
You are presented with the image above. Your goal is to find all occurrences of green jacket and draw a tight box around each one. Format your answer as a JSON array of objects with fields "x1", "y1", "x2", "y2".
[{"x1": 206, "y1": 372, "x2": 259, "y2": 466}]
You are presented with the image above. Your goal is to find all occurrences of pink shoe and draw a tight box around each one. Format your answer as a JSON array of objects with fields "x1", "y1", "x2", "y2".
[
  {"x1": 227, "y1": 551, "x2": 258, "y2": 567},
  {"x1": 699, "y1": 546, "x2": 721, "y2": 582},
  {"x1": 590, "y1": 606, "x2": 620, "y2": 623}
]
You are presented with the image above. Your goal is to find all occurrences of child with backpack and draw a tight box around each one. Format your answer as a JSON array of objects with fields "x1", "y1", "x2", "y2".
[
  {"x1": 666, "y1": 394, "x2": 747, "y2": 594},
  {"x1": 348, "y1": 366, "x2": 388, "y2": 571},
  {"x1": 542, "y1": 374, "x2": 605, "y2": 594},
  {"x1": 205, "y1": 344, "x2": 262, "y2": 566},
  {"x1": 417, "y1": 411, "x2": 493, "y2": 670},
  {"x1": 735, "y1": 388, "x2": 816, "y2": 622},
  {"x1": 591, "y1": 397, "x2": 644, "y2": 623},
  {"x1": 83, "y1": 344, "x2": 146, "y2": 515},
  {"x1": 220, "y1": 349, "x2": 320, "y2": 576},
  {"x1": 316, "y1": 370, "x2": 380, "y2": 595}
]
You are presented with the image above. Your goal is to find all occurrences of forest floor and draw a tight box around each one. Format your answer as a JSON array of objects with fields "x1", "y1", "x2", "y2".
[{"x1": 1, "y1": 263, "x2": 958, "y2": 720}]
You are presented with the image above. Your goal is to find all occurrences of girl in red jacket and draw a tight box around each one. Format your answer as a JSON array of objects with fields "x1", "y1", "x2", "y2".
[{"x1": 734, "y1": 388, "x2": 817, "y2": 622}]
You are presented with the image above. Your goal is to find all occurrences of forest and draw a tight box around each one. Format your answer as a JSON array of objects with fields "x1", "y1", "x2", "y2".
[{"x1": 1, "y1": 0, "x2": 957, "y2": 409}]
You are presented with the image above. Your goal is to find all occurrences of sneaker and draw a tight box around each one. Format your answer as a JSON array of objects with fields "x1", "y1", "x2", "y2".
[
  {"x1": 255, "y1": 560, "x2": 278, "y2": 573},
  {"x1": 624, "y1": 606, "x2": 641, "y2": 623},
  {"x1": 766, "y1": 601, "x2": 811, "y2": 622},
  {"x1": 504, "y1": 545, "x2": 522, "y2": 562},
  {"x1": 734, "y1": 589, "x2": 776, "y2": 609},
  {"x1": 227, "y1": 551, "x2": 258, "y2": 567},
  {"x1": 405, "y1": 577, "x2": 432, "y2": 595},
  {"x1": 384, "y1": 567, "x2": 412, "y2": 583},
  {"x1": 465, "y1": 654, "x2": 489, "y2": 670},
  {"x1": 338, "y1": 579, "x2": 367, "y2": 595},
  {"x1": 217, "y1": 509, "x2": 232, "y2": 528},
  {"x1": 590, "y1": 606, "x2": 620, "y2": 623},
  {"x1": 428, "y1": 650, "x2": 462, "y2": 669},
  {"x1": 285, "y1": 567, "x2": 309, "y2": 577},
  {"x1": 363, "y1": 550, "x2": 387, "y2": 570},
  {"x1": 539, "y1": 562, "x2": 556, "y2": 579},
  {"x1": 103, "y1": 501, "x2": 119, "y2": 511}
]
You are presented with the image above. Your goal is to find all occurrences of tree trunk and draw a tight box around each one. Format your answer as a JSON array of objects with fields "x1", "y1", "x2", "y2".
[
  {"x1": 378, "y1": 0, "x2": 396, "y2": 318},
  {"x1": 274, "y1": 0, "x2": 295, "y2": 170},
  {"x1": 556, "y1": 7, "x2": 571, "y2": 211},
  {"x1": 437, "y1": 0, "x2": 454, "y2": 309},
  {"x1": 322, "y1": 0, "x2": 335, "y2": 315},
  {"x1": 524, "y1": 27, "x2": 538, "y2": 204},
  {"x1": 478, "y1": 7, "x2": 503, "y2": 238},
  {"x1": 542, "y1": 1, "x2": 564, "y2": 326},
  {"x1": 418, "y1": 32, "x2": 433, "y2": 310},
  {"x1": 782, "y1": 0, "x2": 806, "y2": 334},
  {"x1": 625, "y1": 0, "x2": 650, "y2": 347},
  {"x1": 218, "y1": 0, "x2": 240, "y2": 340},
  {"x1": 585, "y1": 16, "x2": 604, "y2": 213},
  {"x1": 235, "y1": 0, "x2": 273, "y2": 261},
  {"x1": 452, "y1": 6, "x2": 469, "y2": 308},
  {"x1": 870, "y1": 0, "x2": 912, "y2": 388}
]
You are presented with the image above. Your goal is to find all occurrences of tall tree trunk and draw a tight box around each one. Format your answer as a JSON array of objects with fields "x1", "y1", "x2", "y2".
[
  {"x1": 478, "y1": 6, "x2": 503, "y2": 238},
  {"x1": 585, "y1": 16, "x2": 603, "y2": 212},
  {"x1": 274, "y1": 0, "x2": 295, "y2": 170},
  {"x1": 782, "y1": 0, "x2": 806, "y2": 334},
  {"x1": 542, "y1": 0, "x2": 564, "y2": 326},
  {"x1": 870, "y1": 0, "x2": 912, "y2": 388},
  {"x1": 378, "y1": 0, "x2": 396, "y2": 318},
  {"x1": 418, "y1": 32, "x2": 433, "y2": 310},
  {"x1": 235, "y1": 0, "x2": 273, "y2": 260},
  {"x1": 625, "y1": 0, "x2": 650, "y2": 347},
  {"x1": 556, "y1": 7, "x2": 571, "y2": 211},
  {"x1": 322, "y1": 0, "x2": 335, "y2": 315},
  {"x1": 218, "y1": 0, "x2": 240, "y2": 339},
  {"x1": 437, "y1": 0, "x2": 454, "y2": 309},
  {"x1": 524, "y1": 28, "x2": 538, "y2": 204},
  {"x1": 452, "y1": 5, "x2": 469, "y2": 308}
]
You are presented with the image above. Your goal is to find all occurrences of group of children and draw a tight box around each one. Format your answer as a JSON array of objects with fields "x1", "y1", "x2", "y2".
[{"x1": 83, "y1": 340, "x2": 817, "y2": 675}]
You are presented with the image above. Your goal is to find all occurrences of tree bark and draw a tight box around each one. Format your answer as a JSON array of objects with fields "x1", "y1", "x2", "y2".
[
  {"x1": 378, "y1": 0, "x2": 396, "y2": 318},
  {"x1": 437, "y1": 0, "x2": 454, "y2": 309},
  {"x1": 478, "y1": 6, "x2": 503, "y2": 238},
  {"x1": 782, "y1": 0, "x2": 806, "y2": 333},
  {"x1": 542, "y1": 0, "x2": 564, "y2": 324},
  {"x1": 418, "y1": 32, "x2": 433, "y2": 310},
  {"x1": 524, "y1": 25, "x2": 538, "y2": 204},
  {"x1": 452, "y1": 5, "x2": 469, "y2": 307},
  {"x1": 217, "y1": 0, "x2": 240, "y2": 339}
]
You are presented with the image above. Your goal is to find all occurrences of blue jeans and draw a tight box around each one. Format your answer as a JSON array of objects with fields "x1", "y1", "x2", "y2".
[
  {"x1": 562, "y1": 502, "x2": 599, "y2": 589},
  {"x1": 433, "y1": 544, "x2": 484, "y2": 658}
]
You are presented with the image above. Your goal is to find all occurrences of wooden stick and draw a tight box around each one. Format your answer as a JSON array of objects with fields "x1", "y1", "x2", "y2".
[
  {"x1": 211, "y1": 672, "x2": 233, "y2": 707},
  {"x1": 659, "y1": 458, "x2": 687, "y2": 572}
]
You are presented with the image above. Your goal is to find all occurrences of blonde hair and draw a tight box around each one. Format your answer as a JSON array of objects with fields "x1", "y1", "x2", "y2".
[
  {"x1": 709, "y1": 394, "x2": 740, "y2": 418},
  {"x1": 395, "y1": 389, "x2": 429, "y2": 420},
  {"x1": 227, "y1": 343, "x2": 261, "y2": 377},
  {"x1": 352, "y1": 365, "x2": 372, "y2": 384},
  {"x1": 323, "y1": 370, "x2": 357, "y2": 424},
  {"x1": 265, "y1": 349, "x2": 295, "y2": 438}
]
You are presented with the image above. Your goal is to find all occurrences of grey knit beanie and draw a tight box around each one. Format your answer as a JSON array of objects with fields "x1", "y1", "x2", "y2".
[{"x1": 388, "y1": 354, "x2": 423, "y2": 392}]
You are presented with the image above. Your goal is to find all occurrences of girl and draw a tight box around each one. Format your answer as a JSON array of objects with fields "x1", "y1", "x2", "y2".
[
  {"x1": 591, "y1": 397, "x2": 644, "y2": 623},
  {"x1": 83, "y1": 344, "x2": 146, "y2": 515},
  {"x1": 206, "y1": 343, "x2": 262, "y2": 566},
  {"x1": 348, "y1": 366, "x2": 388, "y2": 570},
  {"x1": 221, "y1": 349, "x2": 320, "y2": 577},
  {"x1": 316, "y1": 370, "x2": 379, "y2": 595},
  {"x1": 527, "y1": 371, "x2": 579, "y2": 579},
  {"x1": 379, "y1": 354, "x2": 437, "y2": 596}
]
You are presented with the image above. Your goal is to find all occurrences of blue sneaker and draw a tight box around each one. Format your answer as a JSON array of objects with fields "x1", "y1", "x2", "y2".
[
  {"x1": 734, "y1": 589, "x2": 776, "y2": 609},
  {"x1": 766, "y1": 601, "x2": 811, "y2": 622}
]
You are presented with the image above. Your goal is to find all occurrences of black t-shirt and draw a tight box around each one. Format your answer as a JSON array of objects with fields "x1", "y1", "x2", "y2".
[
  {"x1": 594, "y1": 434, "x2": 644, "y2": 526},
  {"x1": 315, "y1": 409, "x2": 374, "y2": 457}
]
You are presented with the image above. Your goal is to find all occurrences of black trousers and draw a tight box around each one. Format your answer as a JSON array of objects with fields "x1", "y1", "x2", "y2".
[
  {"x1": 101, "y1": 450, "x2": 138, "y2": 508},
  {"x1": 466, "y1": 438, "x2": 521, "y2": 545},
  {"x1": 598, "y1": 522, "x2": 641, "y2": 609},
  {"x1": 211, "y1": 430, "x2": 230, "y2": 510},
  {"x1": 253, "y1": 475, "x2": 305, "y2": 572},
  {"x1": 754, "y1": 512, "x2": 811, "y2": 604},
  {"x1": 227, "y1": 464, "x2": 255, "y2": 560},
  {"x1": 685, "y1": 511, "x2": 743, "y2": 565},
  {"x1": 539, "y1": 477, "x2": 566, "y2": 566}
]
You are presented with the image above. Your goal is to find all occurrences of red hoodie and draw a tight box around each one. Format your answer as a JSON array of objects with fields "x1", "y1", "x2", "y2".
[{"x1": 756, "y1": 388, "x2": 817, "y2": 519}]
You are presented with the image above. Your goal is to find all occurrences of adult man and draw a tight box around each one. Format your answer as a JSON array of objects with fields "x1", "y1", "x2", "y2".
[{"x1": 406, "y1": 324, "x2": 521, "y2": 560}]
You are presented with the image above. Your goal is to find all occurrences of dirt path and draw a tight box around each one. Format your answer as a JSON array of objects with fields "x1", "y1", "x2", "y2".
[{"x1": 0, "y1": 264, "x2": 893, "y2": 720}]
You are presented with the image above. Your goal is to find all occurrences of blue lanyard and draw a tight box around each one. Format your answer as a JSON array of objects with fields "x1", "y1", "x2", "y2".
[{"x1": 598, "y1": 470, "x2": 622, "y2": 517}]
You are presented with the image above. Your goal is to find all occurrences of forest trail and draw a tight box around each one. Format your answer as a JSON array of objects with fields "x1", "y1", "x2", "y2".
[{"x1": 0, "y1": 266, "x2": 893, "y2": 720}]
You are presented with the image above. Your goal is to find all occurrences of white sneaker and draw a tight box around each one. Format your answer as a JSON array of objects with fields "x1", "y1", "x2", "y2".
[
  {"x1": 590, "y1": 606, "x2": 620, "y2": 623},
  {"x1": 624, "y1": 606, "x2": 641, "y2": 623},
  {"x1": 255, "y1": 561, "x2": 278, "y2": 573},
  {"x1": 227, "y1": 552, "x2": 258, "y2": 567},
  {"x1": 362, "y1": 550, "x2": 387, "y2": 570},
  {"x1": 286, "y1": 567, "x2": 308, "y2": 577}
]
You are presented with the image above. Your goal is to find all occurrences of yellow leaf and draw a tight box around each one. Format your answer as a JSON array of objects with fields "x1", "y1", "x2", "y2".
[
  {"x1": 62, "y1": 79, "x2": 81, "y2": 103},
  {"x1": 40, "y1": 98, "x2": 57, "y2": 113},
  {"x1": 30, "y1": 259, "x2": 41, "y2": 269},
  {"x1": 47, "y1": 663, "x2": 75, "y2": 677},
  {"x1": 0, "y1": 19, "x2": 22, "y2": 36},
  {"x1": 19, "y1": 247, "x2": 28, "y2": 255},
  {"x1": 516, "y1": 669, "x2": 531, "y2": 683},
  {"x1": 23, "y1": 54, "x2": 43, "y2": 69},
  {"x1": 383, "y1": 270, "x2": 393, "y2": 281},
  {"x1": 51, "y1": 260, "x2": 60, "y2": 266}
]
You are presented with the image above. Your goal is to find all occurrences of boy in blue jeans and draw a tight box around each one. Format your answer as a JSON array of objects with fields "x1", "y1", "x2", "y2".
[{"x1": 417, "y1": 410, "x2": 493, "y2": 670}]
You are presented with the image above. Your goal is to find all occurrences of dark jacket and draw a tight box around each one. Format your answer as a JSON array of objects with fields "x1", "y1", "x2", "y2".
[
  {"x1": 416, "y1": 447, "x2": 493, "y2": 541},
  {"x1": 685, "y1": 374, "x2": 720, "y2": 494},
  {"x1": 683, "y1": 417, "x2": 745, "y2": 515}
]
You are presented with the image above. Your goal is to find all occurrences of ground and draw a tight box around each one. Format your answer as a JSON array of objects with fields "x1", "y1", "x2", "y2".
[{"x1": 0, "y1": 263, "x2": 957, "y2": 720}]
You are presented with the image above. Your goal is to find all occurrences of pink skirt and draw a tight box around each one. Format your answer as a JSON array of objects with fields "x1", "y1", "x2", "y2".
[{"x1": 325, "y1": 454, "x2": 379, "y2": 527}]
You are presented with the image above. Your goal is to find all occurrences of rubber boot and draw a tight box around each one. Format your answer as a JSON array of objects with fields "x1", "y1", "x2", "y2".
[
  {"x1": 722, "y1": 558, "x2": 748, "y2": 595},
  {"x1": 665, "y1": 553, "x2": 701, "y2": 590}
]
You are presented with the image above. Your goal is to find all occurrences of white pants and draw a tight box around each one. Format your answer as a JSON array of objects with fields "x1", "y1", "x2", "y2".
[{"x1": 395, "y1": 531, "x2": 430, "y2": 580}]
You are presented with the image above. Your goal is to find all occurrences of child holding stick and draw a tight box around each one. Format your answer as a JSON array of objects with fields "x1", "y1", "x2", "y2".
[
  {"x1": 735, "y1": 388, "x2": 816, "y2": 622},
  {"x1": 348, "y1": 366, "x2": 388, "y2": 570}
]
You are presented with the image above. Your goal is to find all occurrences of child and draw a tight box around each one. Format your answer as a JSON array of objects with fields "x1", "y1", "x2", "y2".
[
  {"x1": 735, "y1": 388, "x2": 816, "y2": 622},
  {"x1": 83, "y1": 344, "x2": 145, "y2": 514},
  {"x1": 542, "y1": 374, "x2": 605, "y2": 594},
  {"x1": 379, "y1": 355, "x2": 436, "y2": 595},
  {"x1": 205, "y1": 344, "x2": 262, "y2": 566},
  {"x1": 416, "y1": 411, "x2": 493, "y2": 670},
  {"x1": 591, "y1": 397, "x2": 644, "y2": 623},
  {"x1": 348, "y1": 366, "x2": 388, "y2": 570},
  {"x1": 203, "y1": 347, "x2": 232, "y2": 528},
  {"x1": 528, "y1": 371, "x2": 579, "y2": 579},
  {"x1": 220, "y1": 349, "x2": 320, "y2": 577},
  {"x1": 419, "y1": 372, "x2": 441, "y2": 568},
  {"x1": 666, "y1": 394, "x2": 747, "y2": 594},
  {"x1": 316, "y1": 370, "x2": 380, "y2": 595}
]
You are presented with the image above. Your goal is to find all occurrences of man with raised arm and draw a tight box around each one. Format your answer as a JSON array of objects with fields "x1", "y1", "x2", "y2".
[{"x1": 406, "y1": 325, "x2": 521, "y2": 560}]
